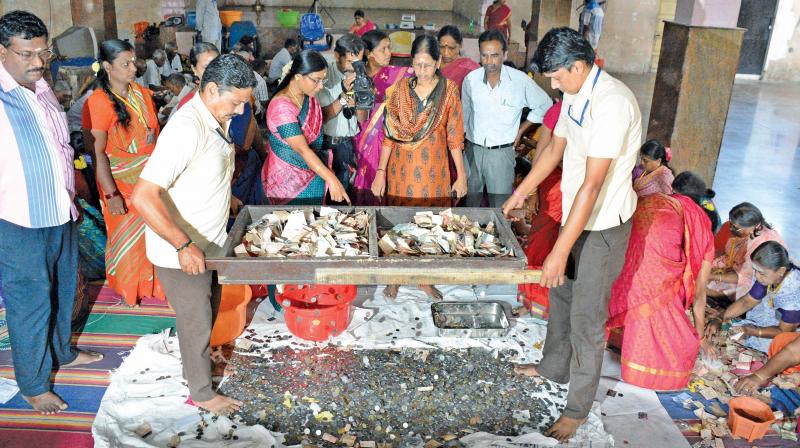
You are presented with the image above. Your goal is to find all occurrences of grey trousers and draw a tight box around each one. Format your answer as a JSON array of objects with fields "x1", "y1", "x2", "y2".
[
  {"x1": 463, "y1": 140, "x2": 516, "y2": 208},
  {"x1": 156, "y1": 266, "x2": 222, "y2": 402},
  {"x1": 537, "y1": 220, "x2": 632, "y2": 420}
]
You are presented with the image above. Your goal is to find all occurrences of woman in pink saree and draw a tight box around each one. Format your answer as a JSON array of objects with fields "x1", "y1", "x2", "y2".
[
  {"x1": 608, "y1": 172, "x2": 715, "y2": 390},
  {"x1": 351, "y1": 30, "x2": 414, "y2": 205},
  {"x1": 632, "y1": 139, "x2": 674, "y2": 197},
  {"x1": 707, "y1": 202, "x2": 785, "y2": 301},
  {"x1": 438, "y1": 26, "x2": 480, "y2": 93}
]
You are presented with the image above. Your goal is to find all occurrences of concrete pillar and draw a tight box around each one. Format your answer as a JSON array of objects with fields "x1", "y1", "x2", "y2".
[{"x1": 647, "y1": 21, "x2": 744, "y2": 185}]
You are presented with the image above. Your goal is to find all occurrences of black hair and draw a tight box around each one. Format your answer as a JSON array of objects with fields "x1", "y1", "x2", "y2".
[
  {"x1": 189, "y1": 42, "x2": 219, "y2": 67},
  {"x1": 284, "y1": 38, "x2": 298, "y2": 49},
  {"x1": 530, "y1": 27, "x2": 595, "y2": 74},
  {"x1": 751, "y1": 241, "x2": 794, "y2": 272},
  {"x1": 252, "y1": 58, "x2": 266, "y2": 73},
  {"x1": 437, "y1": 25, "x2": 463, "y2": 46},
  {"x1": 0, "y1": 10, "x2": 48, "y2": 47},
  {"x1": 478, "y1": 29, "x2": 507, "y2": 52},
  {"x1": 354, "y1": 9, "x2": 365, "y2": 19},
  {"x1": 671, "y1": 171, "x2": 708, "y2": 204},
  {"x1": 200, "y1": 53, "x2": 257, "y2": 92},
  {"x1": 640, "y1": 139, "x2": 672, "y2": 171},
  {"x1": 239, "y1": 34, "x2": 254, "y2": 45},
  {"x1": 96, "y1": 39, "x2": 135, "y2": 129},
  {"x1": 671, "y1": 171, "x2": 721, "y2": 232},
  {"x1": 362, "y1": 29, "x2": 389, "y2": 59},
  {"x1": 165, "y1": 72, "x2": 186, "y2": 87},
  {"x1": 411, "y1": 34, "x2": 441, "y2": 62},
  {"x1": 729, "y1": 202, "x2": 772, "y2": 236},
  {"x1": 514, "y1": 156, "x2": 532, "y2": 179},
  {"x1": 274, "y1": 50, "x2": 328, "y2": 94},
  {"x1": 334, "y1": 33, "x2": 365, "y2": 57}
]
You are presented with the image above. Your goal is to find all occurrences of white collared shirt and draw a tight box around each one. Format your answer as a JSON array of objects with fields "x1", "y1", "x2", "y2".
[
  {"x1": 554, "y1": 64, "x2": 641, "y2": 231},
  {"x1": 462, "y1": 65, "x2": 552, "y2": 147},
  {"x1": 318, "y1": 62, "x2": 360, "y2": 138},
  {"x1": 144, "y1": 59, "x2": 162, "y2": 87},
  {"x1": 140, "y1": 93, "x2": 234, "y2": 269}
]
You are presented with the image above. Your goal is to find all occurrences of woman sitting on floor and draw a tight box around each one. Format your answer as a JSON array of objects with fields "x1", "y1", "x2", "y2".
[
  {"x1": 707, "y1": 202, "x2": 785, "y2": 302},
  {"x1": 735, "y1": 331, "x2": 800, "y2": 394},
  {"x1": 706, "y1": 241, "x2": 799, "y2": 353},
  {"x1": 607, "y1": 172, "x2": 714, "y2": 390},
  {"x1": 631, "y1": 139, "x2": 674, "y2": 197}
]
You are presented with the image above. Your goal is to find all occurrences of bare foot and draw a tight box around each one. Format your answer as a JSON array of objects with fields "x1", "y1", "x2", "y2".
[
  {"x1": 23, "y1": 392, "x2": 68, "y2": 415},
  {"x1": 544, "y1": 415, "x2": 584, "y2": 443},
  {"x1": 514, "y1": 364, "x2": 541, "y2": 377},
  {"x1": 195, "y1": 393, "x2": 243, "y2": 415},
  {"x1": 62, "y1": 350, "x2": 104, "y2": 368},
  {"x1": 512, "y1": 305, "x2": 530, "y2": 318},
  {"x1": 383, "y1": 285, "x2": 399, "y2": 299},
  {"x1": 419, "y1": 285, "x2": 443, "y2": 301}
]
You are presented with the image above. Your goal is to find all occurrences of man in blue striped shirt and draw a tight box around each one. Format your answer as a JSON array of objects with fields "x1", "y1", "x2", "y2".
[{"x1": 0, "y1": 10, "x2": 103, "y2": 415}]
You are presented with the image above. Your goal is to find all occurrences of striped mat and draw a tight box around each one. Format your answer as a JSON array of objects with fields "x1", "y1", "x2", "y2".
[{"x1": 0, "y1": 286, "x2": 175, "y2": 447}]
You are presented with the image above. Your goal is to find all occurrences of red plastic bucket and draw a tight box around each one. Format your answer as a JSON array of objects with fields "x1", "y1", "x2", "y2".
[{"x1": 283, "y1": 300, "x2": 352, "y2": 341}]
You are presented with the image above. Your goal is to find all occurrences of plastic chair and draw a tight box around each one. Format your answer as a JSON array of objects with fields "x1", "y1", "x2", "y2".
[
  {"x1": 389, "y1": 31, "x2": 414, "y2": 58},
  {"x1": 299, "y1": 13, "x2": 332, "y2": 51}
]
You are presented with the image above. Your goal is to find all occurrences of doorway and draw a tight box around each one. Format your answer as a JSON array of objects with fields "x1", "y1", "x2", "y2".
[{"x1": 736, "y1": 0, "x2": 778, "y2": 75}]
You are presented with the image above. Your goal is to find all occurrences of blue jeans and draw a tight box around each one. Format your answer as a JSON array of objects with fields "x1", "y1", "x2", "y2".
[{"x1": 0, "y1": 219, "x2": 78, "y2": 396}]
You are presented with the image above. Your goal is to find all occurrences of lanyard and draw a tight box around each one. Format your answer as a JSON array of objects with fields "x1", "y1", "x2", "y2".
[
  {"x1": 112, "y1": 85, "x2": 148, "y2": 128},
  {"x1": 567, "y1": 67, "x2": 602, "y2": 127}
]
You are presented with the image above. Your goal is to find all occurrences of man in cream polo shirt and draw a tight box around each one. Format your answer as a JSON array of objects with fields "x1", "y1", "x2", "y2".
[
  {"x1": 503, "y1": 28, "x2": 640, "y2": 442},
  {"x1": 132, "y1": 54, "x2": 256, "y2": 416}
]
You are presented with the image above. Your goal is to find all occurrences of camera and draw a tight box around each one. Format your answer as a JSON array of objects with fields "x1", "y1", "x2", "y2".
[{"x1": 350, "y1": 60, "x2": 375, "y2": 111}]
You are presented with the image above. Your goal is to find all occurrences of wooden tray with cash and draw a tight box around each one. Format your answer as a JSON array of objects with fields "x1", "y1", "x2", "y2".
[{"x1": 207, "y1": 206, "x2": 538, "y2": 285}]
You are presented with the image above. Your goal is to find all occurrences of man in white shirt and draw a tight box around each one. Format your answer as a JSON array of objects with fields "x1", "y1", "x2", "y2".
[
  {"x1": 251, "y1": 59, "x2": 269, "y2": 116},
  {"x1": 143, "y1": 49, "x2": 168, "y2": 90},
  {"x1": 461, "y1": 30, "x2": 552, "y2": 207},
  {"x1": 319, "y1": 34, "x2": 368, "y2": 198},
  {"x1": 267, "y1": 38, "x2": 299, "y2": 84},
  {"x1": 132, "y1": 54, "x2": 256, "y2": 416},
  {"x1": 163, "y1": 42, "x2": 183, "y2": 76},
  {"x1": 503, "y1": 27, "x2": 641, "y2": 442}
]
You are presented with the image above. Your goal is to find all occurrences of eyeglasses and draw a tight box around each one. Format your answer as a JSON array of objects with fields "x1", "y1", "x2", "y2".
[
  {"x1": 412, "y1": 62, "x2": 436, "y2": 71},
  {"x1": 7, "y1": 46, "x2": 55, "y2": 62},
  {"x1": 303, "y1": 74, "x2": 325, "y2": 85}
]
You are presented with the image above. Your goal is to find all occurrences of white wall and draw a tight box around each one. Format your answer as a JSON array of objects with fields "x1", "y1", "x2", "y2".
[
  {"x1": 2, "y1": 0, "x2": 74, "y2": 38},
  {"x1": 763, "y1": 0, "x2": 800, "y2": 81}
]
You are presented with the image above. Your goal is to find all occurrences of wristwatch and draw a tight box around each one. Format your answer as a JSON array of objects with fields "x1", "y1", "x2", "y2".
[{"x1": 339, "y1": 96, "x2": 348, "y2": 107}]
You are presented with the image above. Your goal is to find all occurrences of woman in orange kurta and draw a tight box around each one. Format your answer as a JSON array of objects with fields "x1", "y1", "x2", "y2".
[
  {"x1": 371, "y1": 35, "x2": 468, "y2": 300},
  {"x1": 85, "y1": 39, "x2": 165, "y2": 305},
  {"x1": 372, "y1": 36, "x2": 468, "y2": 207}
]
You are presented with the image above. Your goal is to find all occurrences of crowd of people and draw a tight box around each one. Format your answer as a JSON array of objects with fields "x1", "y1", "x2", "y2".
[{"x1": 1, "y1": 7, "x2": 798, "y2": 444}]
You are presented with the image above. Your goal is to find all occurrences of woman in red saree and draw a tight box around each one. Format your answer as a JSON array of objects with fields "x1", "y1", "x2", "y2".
[
  {"x1": 485, "y1": 0, "x2": 512, "y2": 43},
  {"x1": 516, "y1": 100, "x2": 561, "y2": 318},
  {"x1": 349, "y1": 10, "x2": 376, "y2": 37},
  {"x1": 85, "y1": 39, "x2": 165, "y2": 306},
  {"x1": 608, "y1": 172, "x2": 715, "y2": 390},
  {"x1": 438, "y1": 26, "x2": 480, "y2": 93}
]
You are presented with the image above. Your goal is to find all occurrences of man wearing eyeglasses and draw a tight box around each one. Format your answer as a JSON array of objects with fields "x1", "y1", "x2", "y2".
[
  {"x1": 0, "y1": 10, "x2": 104, "y2": 415},
  {"x1": 503, "y1": 27, "x2": 641, "y2": 442},
  {"x1": 462, "y1": 30, "x2": 552, "y2": 208},
  {"x1": 319, "y1": 34, "x2": 368, "y2": 202}
]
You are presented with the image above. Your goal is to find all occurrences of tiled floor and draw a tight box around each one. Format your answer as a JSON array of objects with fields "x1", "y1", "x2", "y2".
[{"x1": 615, "y1": 73, "x2": 800, "y2": 253}]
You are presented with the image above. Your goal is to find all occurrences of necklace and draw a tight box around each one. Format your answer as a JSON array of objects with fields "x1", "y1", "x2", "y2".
[
  {"x1": 767, "y1": 281, "x2": 782, "y2": 308},
  {"x1": 288, "y1": 86, "x2": 304, "y2": 107}
]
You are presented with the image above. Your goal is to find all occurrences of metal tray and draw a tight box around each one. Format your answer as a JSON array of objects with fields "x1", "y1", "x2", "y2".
[
  {"x1": 207, "y1": 206, "x2": 531, "y2": 285},
  {"x1": 431, "y1": 300, "x2": 512, "y2": 338}
]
